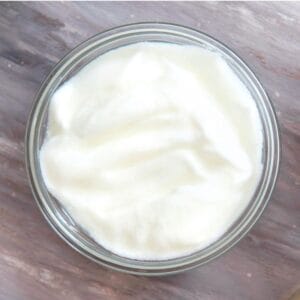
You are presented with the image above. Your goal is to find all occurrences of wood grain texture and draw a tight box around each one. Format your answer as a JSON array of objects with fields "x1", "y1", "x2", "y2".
[{"x1": 0, "y1": 2, "x2": 299, "y2": 300}]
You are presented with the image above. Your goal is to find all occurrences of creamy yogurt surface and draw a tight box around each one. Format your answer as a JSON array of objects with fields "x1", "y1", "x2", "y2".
[{"x1": 40, "y1": 42, "x2": 263, "y2": 260}]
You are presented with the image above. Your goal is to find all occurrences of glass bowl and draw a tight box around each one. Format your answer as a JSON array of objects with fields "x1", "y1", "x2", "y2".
[{"x1": 25, "y1": 23, "x2": 280, "y2": 276}]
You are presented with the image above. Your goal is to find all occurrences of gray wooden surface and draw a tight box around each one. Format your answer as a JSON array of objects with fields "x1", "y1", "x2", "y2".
[{"x1": 0, "y1": 2, "x2": 299, "y2": 300}]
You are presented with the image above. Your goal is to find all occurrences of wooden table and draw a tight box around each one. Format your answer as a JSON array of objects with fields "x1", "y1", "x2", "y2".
[{"x1": 0, "y1": 2, "x2": 299, "y2": 299}]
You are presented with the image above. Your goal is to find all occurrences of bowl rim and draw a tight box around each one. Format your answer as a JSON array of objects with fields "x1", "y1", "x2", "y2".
[{"x1": 25, "y1": 22, "x2": 281, "y2": 276}]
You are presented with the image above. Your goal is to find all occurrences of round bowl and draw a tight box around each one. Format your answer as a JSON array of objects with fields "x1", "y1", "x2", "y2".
[{"x1": 25, "y1": 23, "x2": 280, "y2": 276}]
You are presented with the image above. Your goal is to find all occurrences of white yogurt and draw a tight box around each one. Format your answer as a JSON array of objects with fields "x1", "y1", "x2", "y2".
[{"x1": 40, "y1": 43, "x2": 263, "y2": 260}]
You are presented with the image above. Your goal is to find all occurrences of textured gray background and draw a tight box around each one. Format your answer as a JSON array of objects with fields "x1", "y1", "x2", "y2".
[{"x1": 0, "y1": 2, "x2": 299, "y2": 300}]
